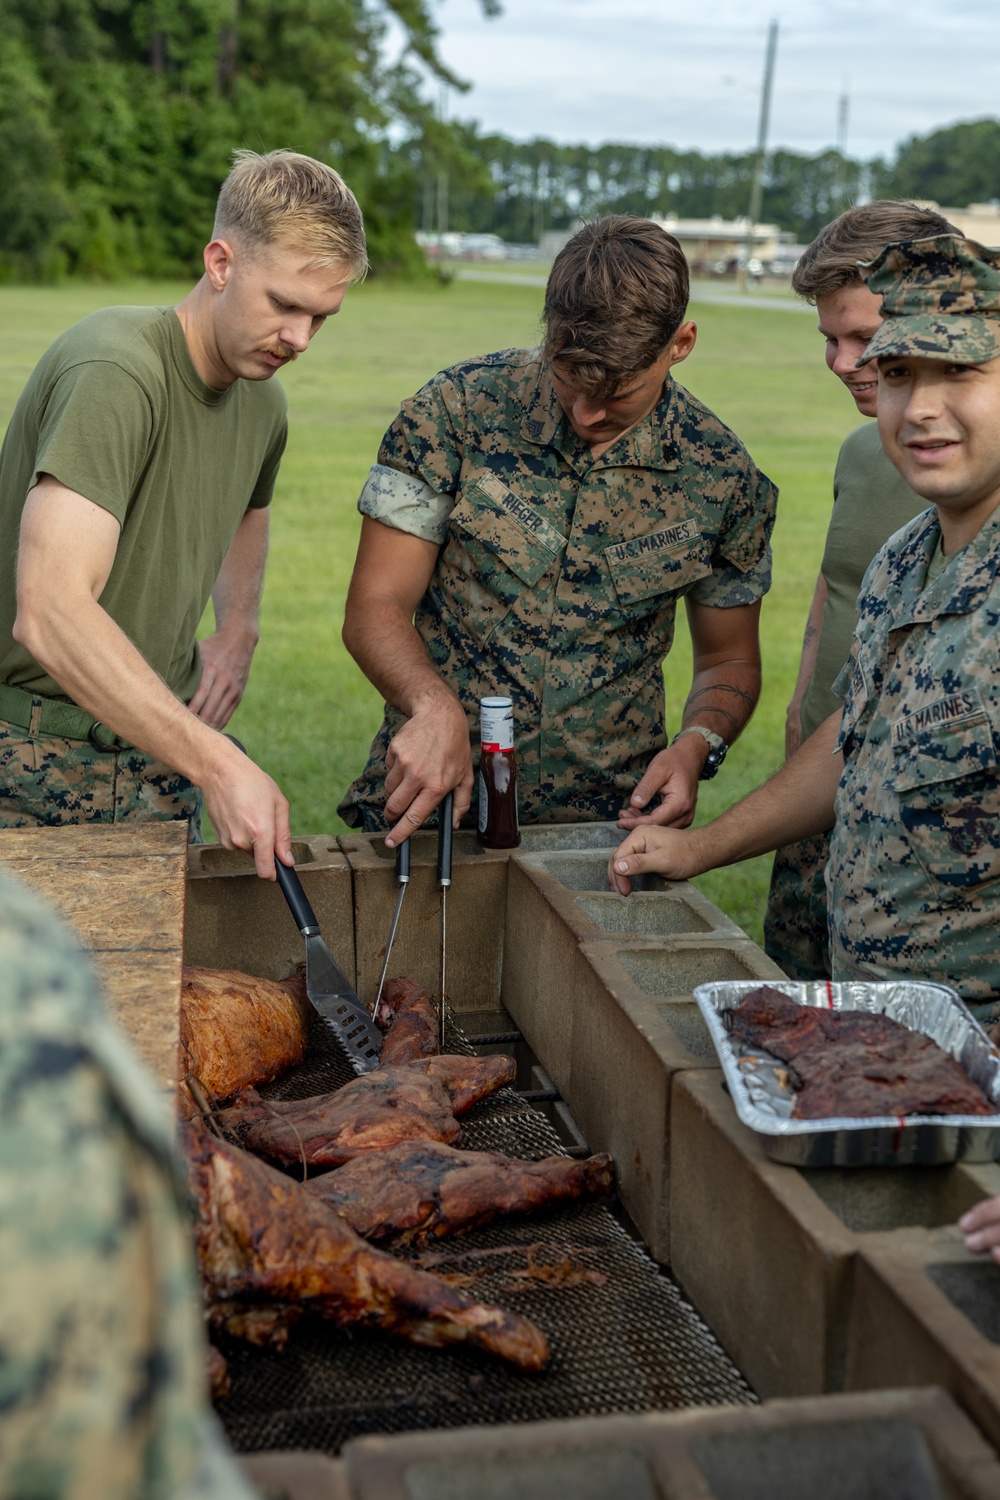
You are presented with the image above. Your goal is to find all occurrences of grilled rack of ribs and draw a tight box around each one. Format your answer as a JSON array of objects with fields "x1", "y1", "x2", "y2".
[
  {"x1": 179, "y1": 964, "x2": 311, "y2": 1102},
  {"x1": 376, "y1": 977, "x2": 440, "y2": 1065},
  {"x1": 306, "y1": 1139, "x2": 615, "y2": 1245},
  {"x1": 215, "y1": 1054, "x2": 515, "y2": 1169},
  {"x1": 184, "y1": 1122, "x2": 550, "y2": 1372},
  {"x1": 728, "y1": 987, "x2": 995, "y2": 1119}
]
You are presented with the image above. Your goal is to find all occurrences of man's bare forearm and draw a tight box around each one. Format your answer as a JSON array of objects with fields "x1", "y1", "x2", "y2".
[
  {"x1": 611, "y1": 711, "x2": 844, "y2": 893},
  {"x1": 343, "y1": 595, "x2": 462, "y2": 719},
  {"x1": 679, "y1": 659, "x2": 761, "y2": 744},
  {"x1": 692, "y1": 711, "x2": 842, "y2": 869},
  {"x1": 16, "y1": 585, "x2": 233, "y2": 782},
  {"x1": 680, "y1": 598, "x2": 763, "y2": 746}
]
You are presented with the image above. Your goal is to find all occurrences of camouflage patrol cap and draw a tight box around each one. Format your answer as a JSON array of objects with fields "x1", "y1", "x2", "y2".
[{"x1": 857, "y1": 234, "x2": 1000, "y2": 366}]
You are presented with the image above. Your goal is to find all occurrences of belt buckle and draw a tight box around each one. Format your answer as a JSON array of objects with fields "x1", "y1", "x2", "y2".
[{"x1": 87, "y1": 720, "x2": 118, "y2": 752}]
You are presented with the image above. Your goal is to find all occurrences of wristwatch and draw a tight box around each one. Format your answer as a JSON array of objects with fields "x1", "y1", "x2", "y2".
[{"x1": 671, "y1": 725, "x2": 729, "y2": 780}]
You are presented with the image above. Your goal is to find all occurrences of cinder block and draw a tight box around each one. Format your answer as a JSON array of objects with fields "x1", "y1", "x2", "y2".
[
  {"x1": 338, "y1": 1388, "x2": 1000, "y2": 1500},
  {"x1": 337, "y1": 830, "x2": 508, "y2": 1012},
  {"x1": 184, "y1": 837, "x2": 354, "y2": 983},
  {"x1": 845, "y1": 1223, "x2": 1000, "y2": 1449},
  {"x1": 670, "y1": 1070, "x2": 1000, "y2": 1398}
]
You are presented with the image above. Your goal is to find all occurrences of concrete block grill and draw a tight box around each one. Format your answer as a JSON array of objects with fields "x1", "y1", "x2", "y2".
[
  {"x1": 186, "y1": 823, "x2": 771, "y2": 1456},
  {"x1": 36, "y1": 817, "x2": 996, "y2": 1472}
]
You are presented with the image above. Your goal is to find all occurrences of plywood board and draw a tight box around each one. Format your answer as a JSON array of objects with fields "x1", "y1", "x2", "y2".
[{"x1": 0, "y1": 823, "x2": 187, "y2": 1099}]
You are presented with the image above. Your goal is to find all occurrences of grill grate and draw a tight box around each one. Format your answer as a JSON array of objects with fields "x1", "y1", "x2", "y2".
[{"x1": 214, "y1": 1012, "x2": 753, "y2": 1454}]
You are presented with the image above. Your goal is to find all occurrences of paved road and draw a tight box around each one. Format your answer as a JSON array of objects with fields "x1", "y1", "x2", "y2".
[{"x1": 453, "y1": 266, "x2": 813, "y2": 314}]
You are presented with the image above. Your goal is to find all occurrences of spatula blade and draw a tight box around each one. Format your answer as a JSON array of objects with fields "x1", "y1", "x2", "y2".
[{"x1": 304, "y1": 934, "x2": 382, "y2": 1073}]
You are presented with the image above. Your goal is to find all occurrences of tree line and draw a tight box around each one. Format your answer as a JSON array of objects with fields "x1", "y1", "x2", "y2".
[{"x1": 1, "y1": 0, "x2": 997, "y2": 282}]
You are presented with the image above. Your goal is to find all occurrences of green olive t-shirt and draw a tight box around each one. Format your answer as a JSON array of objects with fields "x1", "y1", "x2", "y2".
[
  {"x1": 798, "y1": 420, "x2": 928, "y2": 741},
  {"x1": 0, "y1": 306, "x2": 287, "y2": 703}
]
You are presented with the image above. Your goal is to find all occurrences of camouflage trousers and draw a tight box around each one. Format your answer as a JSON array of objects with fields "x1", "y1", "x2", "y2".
[
  {"x1": 763, "y1": 831, "x2": 832, "y2": 982},
  {"x1": 0, "y1": 722, "x2": 203, "y2": 837}
]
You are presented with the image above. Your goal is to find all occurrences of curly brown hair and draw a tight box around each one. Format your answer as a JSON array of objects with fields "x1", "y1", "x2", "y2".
[
  {"x1": 543, "y1": 215, "x2": 689, "y2": 397},
  {"x1": 792, "y1": 201, "x2": 957, "y2": 303}
]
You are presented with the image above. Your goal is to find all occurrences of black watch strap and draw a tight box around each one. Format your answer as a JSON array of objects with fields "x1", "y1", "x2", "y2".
[{"x1": 671, "y1": 726, "x2": 729, "y2": 780}]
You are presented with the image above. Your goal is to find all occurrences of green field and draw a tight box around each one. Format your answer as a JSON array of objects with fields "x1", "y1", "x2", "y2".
[{"x1": 0, "y1": 277, "x2": 863, "y2": 945}]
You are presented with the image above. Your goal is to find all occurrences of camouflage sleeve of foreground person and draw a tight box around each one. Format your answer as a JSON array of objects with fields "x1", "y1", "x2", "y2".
[{"x1": 0, "y1": 868, "x2": 256, "y2": 1500}]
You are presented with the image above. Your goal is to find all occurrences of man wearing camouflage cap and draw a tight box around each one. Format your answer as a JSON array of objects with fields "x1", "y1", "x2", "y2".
[
  {"x1": 340, "y1": 216, "x2": 777, "y2": 843},
  {"x1": 610, "y1": 235, "x2": 1000, "y2": 1017}
]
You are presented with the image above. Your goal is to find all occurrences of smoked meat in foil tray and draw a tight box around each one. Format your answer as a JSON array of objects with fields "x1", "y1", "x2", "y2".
[{"x1": 692, "y1": 980, "x2": 1000, "y2": 1166}]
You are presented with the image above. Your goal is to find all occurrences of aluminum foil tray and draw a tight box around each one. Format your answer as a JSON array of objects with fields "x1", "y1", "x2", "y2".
[{"x1": 692, "y1": 979, "x2": 1000, "y2": 1166}]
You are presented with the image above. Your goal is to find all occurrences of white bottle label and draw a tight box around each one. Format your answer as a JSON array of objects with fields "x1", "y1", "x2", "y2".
[{"x1": 480, "y1": 696, "x2": 514, "y2": 751}]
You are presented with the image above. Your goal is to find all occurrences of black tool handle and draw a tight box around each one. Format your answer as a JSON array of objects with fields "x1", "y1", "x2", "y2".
[
  {"x1": 224, "y1": 733, "x2": 317, "y2": 933},
  {"x1": 437, "y1": 790, "x2": 454, "y2": 887},
  {"x1": 396, "y1": 836, "x2": 410, "y2": 884},
  {"x1": 274, "y1": 858, "x2": 319, "y2": 934}
]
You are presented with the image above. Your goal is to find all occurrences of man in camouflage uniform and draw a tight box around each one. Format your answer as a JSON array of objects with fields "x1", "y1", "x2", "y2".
[
  {"x1": 0, "y1": 149, "x2": 366, "y2": 881},
  {"x1": 340, "y1": 216, "x2": 777, "y2": 840},
  {"x1": 611, "y1": 235, "x2": 1000, "y2": 1017},
  {"x1": 0, "y1": 867, "x2": 256, "y2": 1499}
]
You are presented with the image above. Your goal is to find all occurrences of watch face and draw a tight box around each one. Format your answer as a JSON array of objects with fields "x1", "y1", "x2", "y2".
[{"x1": 700, "y1": 742, "x2": 728, "y2": 781}]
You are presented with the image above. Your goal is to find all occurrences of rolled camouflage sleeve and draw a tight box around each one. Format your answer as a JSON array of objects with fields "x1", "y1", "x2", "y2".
[
  {"x1": 689, "y1": 463, "x2": 777, "y2": 607},
  {"x1": 357, "y1": 372, "x2": 471, "y2": 543},
  {"x1": 357, "y1": 463, "x2": 454, "y2": 544}
]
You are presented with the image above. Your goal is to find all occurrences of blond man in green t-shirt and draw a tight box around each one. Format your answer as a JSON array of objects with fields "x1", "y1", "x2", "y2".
[
  {"x1": 0, "y1": 149, "x2": 367, "y2": 879},
  {"x1": 762, "y1": 199, "x2": 955, "y2": 980}
]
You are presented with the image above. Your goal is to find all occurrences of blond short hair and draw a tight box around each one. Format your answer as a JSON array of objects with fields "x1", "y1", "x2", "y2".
[{"x1": 214, "y1": 149, "x2": 368, "y2": 279}]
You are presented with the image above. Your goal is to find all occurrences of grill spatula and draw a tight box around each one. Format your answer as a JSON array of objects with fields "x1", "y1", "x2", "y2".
[{"x1": 225, "y1": 736, "x2": 382, "y2": 1073}]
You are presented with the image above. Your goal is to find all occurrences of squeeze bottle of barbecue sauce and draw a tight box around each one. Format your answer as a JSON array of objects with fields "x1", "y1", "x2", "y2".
[{"x1": 477, "y1": 695, "x2": 521, "y2": 849}]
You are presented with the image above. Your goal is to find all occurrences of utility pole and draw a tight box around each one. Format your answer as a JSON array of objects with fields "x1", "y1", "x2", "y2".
[
  {"x1": 742, "y1": 18, "x2": 778, "y2": 291},
  {"x1": 436, "y1": 85, "x2": 449, "y2": 243},
  {"x1": 836, "y1": 85, "x2": 850, "y2": 210}
]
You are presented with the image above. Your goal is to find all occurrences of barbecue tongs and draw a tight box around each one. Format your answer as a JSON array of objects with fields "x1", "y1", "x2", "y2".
[
  {"x1": 226, "y1": 736, "x2": 382, "y2": 1073},
  {"x1": 373, "y1": 836, "x2": 409, "y2": 1027}
]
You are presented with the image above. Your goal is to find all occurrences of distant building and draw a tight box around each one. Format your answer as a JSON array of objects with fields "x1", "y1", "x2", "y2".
[
  {"x1": 650, "y1": 214, "x2": 786, "y2": 274},
  {"x1": 541, "y1": 217, "x2": 789, "y2": 275},
  {"x1": 917, "y1": 201, "x2": 1000, "y2": 247}
]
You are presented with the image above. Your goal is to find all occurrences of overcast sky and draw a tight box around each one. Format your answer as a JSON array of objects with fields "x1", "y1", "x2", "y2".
[{"x1": 414, "y1": 0, "x2": 998, "y2": 163}]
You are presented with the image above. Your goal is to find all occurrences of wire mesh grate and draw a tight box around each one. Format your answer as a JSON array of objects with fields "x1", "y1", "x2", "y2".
[{"x1": 214, "y1": 1011, "x2": 753, "y2": 1454}]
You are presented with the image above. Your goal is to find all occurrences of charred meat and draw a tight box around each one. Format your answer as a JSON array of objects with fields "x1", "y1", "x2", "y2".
[
  {"x1": 728, "y1": 987, "x2": 995, "y2": 1119},
  {"x1": 184, "y1": 1122, "x2": 550, "y2": 1372},
  {"x1": 376, "y1": 977, "x2": 440, "y2": 1065},
  {"x1": 215, "y1": 1067, "x2": 463, "y2": 1168},
  {"x1": 179, "y1": 964, "x2": 310, "y2": 1102},
  {"x1": 305, "y1": 1139, "x2": 615, "y2": 1245},
  {"x1": 403, "y1": 1052, "x2": 516, "y2": 1114},
  {"x1": 216, "y1": 1053, "x2": 515, "y2": 1167}
]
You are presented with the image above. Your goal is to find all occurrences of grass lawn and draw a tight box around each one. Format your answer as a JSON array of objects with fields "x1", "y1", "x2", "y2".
[{"x1": 0, "y1": 276, "x2": 863, "y2": 945}]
